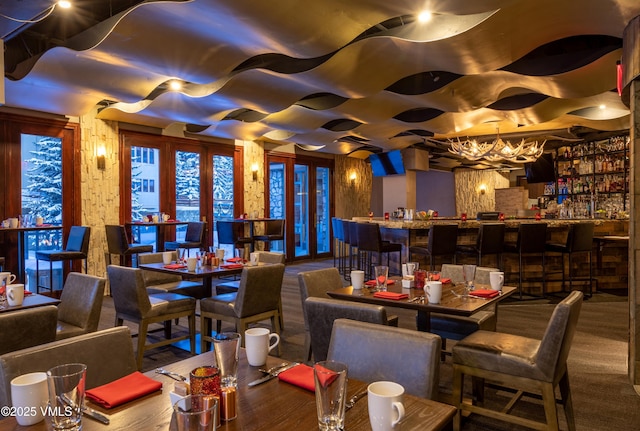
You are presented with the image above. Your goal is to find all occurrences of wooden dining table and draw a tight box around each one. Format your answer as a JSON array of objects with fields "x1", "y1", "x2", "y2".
[
  {"x1": 0, "y1": 350, "x2": 455, "y2": 430},
  {"x1": 138, "y1": 261, "x2": 252, "y2": 297},
  {"x1": 0, "y1": 292, "x2": 60, "y2": 313},
  {"x1": 327, "y1": 282, "x2": 516, "y2": 332}
]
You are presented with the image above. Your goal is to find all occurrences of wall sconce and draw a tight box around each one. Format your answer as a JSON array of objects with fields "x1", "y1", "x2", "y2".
[
  {"x1": 96, "y1": 146, "x2": 106, "y2": 170},
  {"x1": 479, "y1": 184, "x2": 487, "y2": 195},
  {"x1": 349, "y1": 172, "x2": 357, "y2": 186},
  {"x1": 251, "y1": 163, "x2": 259, "y2": 181}
]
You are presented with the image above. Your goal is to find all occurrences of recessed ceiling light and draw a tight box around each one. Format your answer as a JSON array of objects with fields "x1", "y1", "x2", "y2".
[
  {"x1": 417, "y1": 11, "x2": 433, "y2": 22},
  {"x1": 58, "y1": 1, "x2": 72, "y2": 9},
  {"x1": 168, "y1": 80, "x2": 183, "y2": 91},
  {"x1": 599, "y1": 104, "x2": 606, "y2": 110}
]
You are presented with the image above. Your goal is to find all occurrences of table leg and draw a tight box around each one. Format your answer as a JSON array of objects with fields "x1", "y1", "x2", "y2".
[
  {"x1": 17, "y1": 231, "x2": 26, "y2": 283},
  {"x1": 416, "y1": 310, "x2": 431, "y2": 332}
]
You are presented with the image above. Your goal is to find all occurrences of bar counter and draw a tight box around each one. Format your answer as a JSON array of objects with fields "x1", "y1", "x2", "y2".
[{"x1": 352, "y1": 217, "x2": 628, "y2": 294}]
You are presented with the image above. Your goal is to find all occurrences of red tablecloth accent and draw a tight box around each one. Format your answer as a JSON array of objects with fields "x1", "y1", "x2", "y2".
[{"x1": 86, "y1": 372, "x2": 162, "y2": 408}]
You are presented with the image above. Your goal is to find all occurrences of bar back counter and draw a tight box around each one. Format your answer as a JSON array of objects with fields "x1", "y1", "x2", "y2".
[{"x1": 353, "y1": 217, "x2": 628, "y2": 295}]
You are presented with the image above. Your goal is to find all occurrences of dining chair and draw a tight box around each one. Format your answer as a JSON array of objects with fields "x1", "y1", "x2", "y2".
[
  {"x1": 137, "y1": 251, "x2": 203, "y2": 297},
  {"x1": 0, "y1": 305, "x2": 58, "y2": 356},
  {"x1": 107, "y1": 265, "x2": 197, "y2": 370},
  {"x1": 0, "y1": 327, "x2": 137, "y2": 408},
  {"x1": 304, "y1": 297, "x2": 390, "y2": 362},
  {"x1": 252, "y1": 219, "x2": 285, "y2": 252},
  {"x1": 200, "y1": 263, "x2": 285, "y2": 353},
  {"x1": 504, "y1": 223, "x2": 548, "y2": 299},
  {"x1": 297, "y1": 267, "x2": 398, "y2": 362},
  {"x1": 35, "y1": 225, "x2": 91, "y2": 293},
  {"x1": 545, "y1": 222, "x2": 595, "y2": 297},
  {"x1": 409, "y1": 223, "x2": 459, "y2": 270},
  {"x1": 164, "y1": 221, "x2": 206, "y2": 257},
  {"x1": 456, "y1": 223, "x2": 505, "y2": 269},
  {"x1": 327, "y1": 319, "x2": 441, "y2": 399},
  {"x1": 452, "y1": 291, "x2": 583, "y2": 431},
  {"x1": 105, "y1": 224, "x2": 153, "y2": 269},
  {"x1": 55, "y1": 272, "x2": 106, "y2": 340}
]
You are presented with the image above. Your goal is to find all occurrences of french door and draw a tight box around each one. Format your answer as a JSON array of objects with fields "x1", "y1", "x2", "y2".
[{"x1": 266, "y1": 154, "x2": 333, "y2": 260}]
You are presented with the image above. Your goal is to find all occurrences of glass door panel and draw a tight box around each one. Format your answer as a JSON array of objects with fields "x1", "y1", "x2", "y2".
[
  {"x1": 294, "y1": 164, "x2": 309, "y2": 257},
  {"x1": 131, "y1": 146, "x2": 160, "y2": 249},
  {"x1": 213, "y1": 154, "x2": 234, "y2": 254},
  {"x1": 268, "y1": 162, "x2": 286, "y2": 252},
  {"x1": 315, "y1": 166, "x2": 330, "y2": 254},
  {"x1": 175, "y1": 151, "x2": 201, "y2": 240}
]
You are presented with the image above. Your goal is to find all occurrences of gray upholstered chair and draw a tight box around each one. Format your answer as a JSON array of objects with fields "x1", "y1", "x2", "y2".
[
  {"x1": 56, "y1": 272, "x2": 106, "y2": 340},
  {"x1": 304, "y1": 297, "x2": 389, "y2": 362},
  {"x1": 452, "y1": 291, "x2": 583, "y2": 431},
  {"x1": 298, "y1": 267, "x2": 397, "y2": 362},
  {"x1": 105, "y1": 224, "x2": 153, "y2": 268},
  {"x1": 0, "y1": 306, "x2": 57, "y2": 355},
  {"x1": 0, "y1": 327, "x2": 137, "y2": 408},
  {"x1": 164, "y1": 221, "x2": 206, "y2": 256},
  {"x1": 35, "y1": 225, "x2": 91, "y2": 293},
  {"x1": 107, "y1": 265, "x2": 196, "y2": 369},
  {"x1": 138, "y1": 252, "x2": 203, "y2": 297},
  {"x1": 327, "y1": 319, "x2": 442, "y2": 399},
  {"x1": 200, "y1": 264, "x2": 285, "y2": 353},
  {"x1": 252, "y1": 219, "x2": 285, "y2": 251},
  {"x1": 432, "y1": 265, "x2": 499, "y2": 356}
]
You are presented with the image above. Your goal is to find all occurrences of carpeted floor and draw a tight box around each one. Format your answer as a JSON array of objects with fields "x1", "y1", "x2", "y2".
[{"x1": 98, "y1": 259, "x2": 640, "y2": 430}]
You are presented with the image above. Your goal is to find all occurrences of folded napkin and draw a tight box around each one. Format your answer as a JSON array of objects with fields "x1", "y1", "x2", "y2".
[
  {"x1": 220, "y1": 264, "x2": 244, "y2": 269},
  {"x1": 24, "y1": 290, "x2": 33, "y2": 296},
  {"x1": 365, "y1": 279, "x2": 395, "y2": 286},
  {"x1": 373, "y1": 291, "x2": 409, "y2": 300},
  {"x1": 86, "y1": 372, "x2": 162, "y2": 408},
  {"x1": 163, "y1": 263, "x2": 186, "y2": 269},
  {"x1": 167, "y1": 219, "x2": 180, "y2": 223},
  {"x1": 278, "y1": 364, "x2": 315, "y2": 392},
  {"x1": 441, "y1": 278, "x2": 452, "y2": 284},
  {"x1": 226, "y1": 257, "x2": 246, "y2": 263},
  {"x1": 470, "y1": 289, "x2": 500, "y2": 298}
]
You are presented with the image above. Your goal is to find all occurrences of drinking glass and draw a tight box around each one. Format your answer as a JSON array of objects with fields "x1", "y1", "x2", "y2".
[
  {"x1": 213, "y1": 333, "x2": 240, "y2": 388},
  {"x1": 46, "y1": 363, "x2": 87, "y2": 431},
  {"x1": 314, "y1": 361, "x2": 348, "y2": 431},
  {"x1": 374, "y1": 266, "x2": 389, "y2": 292},
  {"x1": 462, "y1": 264, "x2": 477, "y2": 297},
  {"x1": 171, "y1": 394, "x2": 217, "y2": 431}
]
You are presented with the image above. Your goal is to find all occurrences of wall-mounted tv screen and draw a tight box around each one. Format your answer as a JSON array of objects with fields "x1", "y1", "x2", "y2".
[
  {"x1": 369, "y1": 150, "x2": 405, "y2": 176},
  {"x1": 524, "y1": 153, "x2": 556, "y2": 183}
]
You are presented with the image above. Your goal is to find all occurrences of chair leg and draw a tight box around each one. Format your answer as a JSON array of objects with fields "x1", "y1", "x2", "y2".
[
  {"x1": 541, "y1": 382, "x2": 560, "y2": 431},
  {"x1": 36, "y1": 259, "x2": 40, "y2": 294},
  {"x1": 164, "y1": 320, "x2": 172, "y2": 340},
  {"x1": 49, "y1": 261, "x2": 54, "y2": 292},
  {"x1": 559, "y1": 371, "x2": 576, "y2": 431},
  {"x1": 304, "y1": 332, "x2": 312, "y2": 363},
  {"x1": 200, "y1": 316, "x2": 211, "y2": 353},
  {"x1": 452, "y1": 367, "x2": 464, "y2": 431},
  {"x1": 188, "y1": 313, "x2": 196, "y2": 355},
  {"x1": 136, "y1": 321, "x2": 149, "y2": 370}
]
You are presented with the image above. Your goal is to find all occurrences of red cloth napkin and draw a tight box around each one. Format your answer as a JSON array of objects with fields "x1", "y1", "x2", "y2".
[
  {"x1": 470, "y1": 289, "x2": 500, "y2": 298},
  {"x1": 441, "y1": 278, "x2": 451, "y2": 284},
  {"x1": 278, "y1": 364, "x2": 315, "y2": 392},
  {"x1": 167, "y1": 219, "x2": 180, "y2": 222},
  {"x1": 220, "y1": 264, "x2": 244, "y2": 269},
  {"x1": 365, "y1": 279, "x2": 395, "y2": 286},
  {"x1": 86, "y1": 372, "x2": 162, "y2": 408},
  {"x1": 24, "y1": 290, "x2": 33, "y2": 296},
  {"x1": 373, "y1": 291, "x2": 409, "y2": 300},
  {"x1": 163, "y1": 263, "x2": 186, "y2": 269},
  {"x1": 226, "y1": 257, "x2": 246, "y2": 263}
]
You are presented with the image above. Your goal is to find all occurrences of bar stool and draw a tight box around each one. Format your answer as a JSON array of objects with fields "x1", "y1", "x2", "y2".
[
  {"x1": 348, "y1": 221, "x2": 362, "y2": 271},
  {"x1": 545, "y1": 222, "x2": 595, "y2": 298},
  {"x1": 356, "y1": 222, "x2": 402, "y2": 279},
  {"x1": 164, "y1": 221, "x2": 206, "y2": 256},
  {"x1": 104, "y1": 225, "x2": 153, "y2": 268},
  {"x1": 456, "y1": 223, "x2": 505, "y2": 269},
  {"x1": 409, "y1": 224, "x2": 459, "y2": 270},
  {"x1": 504, "y1": 223, "x2": 547, "y2": 299},
  {"x1": 253, "y1": 219, "x2": 285, "y2": 252},
  {"x1": 341, "y1": 219, "x2": 352, "y2": 280},
  {"x1": 332, "y1": 218, "x2": 345, "y2": 275}
]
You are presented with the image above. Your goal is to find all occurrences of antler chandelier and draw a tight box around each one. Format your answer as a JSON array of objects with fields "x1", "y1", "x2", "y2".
[{"x1": 448, "y1": 129, "x2": 545, "y2": 163}]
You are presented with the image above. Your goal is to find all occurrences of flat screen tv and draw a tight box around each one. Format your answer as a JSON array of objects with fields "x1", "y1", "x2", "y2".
[
  {"x1": 524, "y1": 153, "x2": 555, "y2": 183},
  {"x1": 369, "y1": 150, "x2": 405, "y2": 176}
]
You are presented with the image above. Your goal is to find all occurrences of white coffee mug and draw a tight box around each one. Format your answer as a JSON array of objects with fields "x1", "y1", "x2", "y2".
[
  {"x1": 0, "y1": 272, "x2": 17, "y2": 287},
  {"x1": 162, "y1": 251, "x2": 173, "y2": 265},
  {"x1": 162, "y1": 214, "x2": 170, "y2": 222},
  {"x1": 425, "y1": 281, "x2": 442, "y2": 304},
  {"x1": 245, "y1": 327, "x2": 280, "y2": 366},
  {"x1": 249, "y1": 252, "x2": 259, "y2": 266},
  {"x1": 8, "y1": 218, "x2": 19, "y2": 228},
  {"x1": 7, "y1": 284, "x2": 25, "y2": 306},
  {"x1": 186, "y1": 257, "x2": 198, "y2": 272},
  {"x1": 215, "y1": 249, "x2": 225, "y2": 260},
  {"x1": 351, "y1": 270, "x2": 365, "y2": 290},
  {"x1": 10, "y1": 372, "x2": 48, "y2": 426},
  {"x1": 368, "y1": 381, "x2": 405, "y2": 431},
  {"x1": 489, "y1": 271, "x2": 504, "y2": 291}
]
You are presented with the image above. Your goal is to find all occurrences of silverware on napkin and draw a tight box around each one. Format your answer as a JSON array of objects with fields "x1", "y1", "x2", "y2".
[{"x1": 248, "y1": 362, "x2": 299, "y2": 387}]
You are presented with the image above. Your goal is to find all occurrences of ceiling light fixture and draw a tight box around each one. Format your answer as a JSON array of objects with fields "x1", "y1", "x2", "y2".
[
  {"x1": 417, "y1": 11, "x2": 433, "y2": 22},
  {"x1": 0, "y1": 1, "x2": 71, "y2": 23},
  {"x1": 448, "y1": 128, "x2": 545, "y2": 163}
]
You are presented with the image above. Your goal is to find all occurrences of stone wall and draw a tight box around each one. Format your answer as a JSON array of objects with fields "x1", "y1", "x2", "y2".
[
  {"x1": 79, "y1": 107, "x2": 120, "y2": 278},
  {"x1": 242, "y1": 139, "x2": 265, "y2": 218},
  {"x1": 334, "y1": 155, "x2": 371, "y2": 219},
  {"x1": 454, "y1": 169, "x2": 510, "y2": 216}
]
